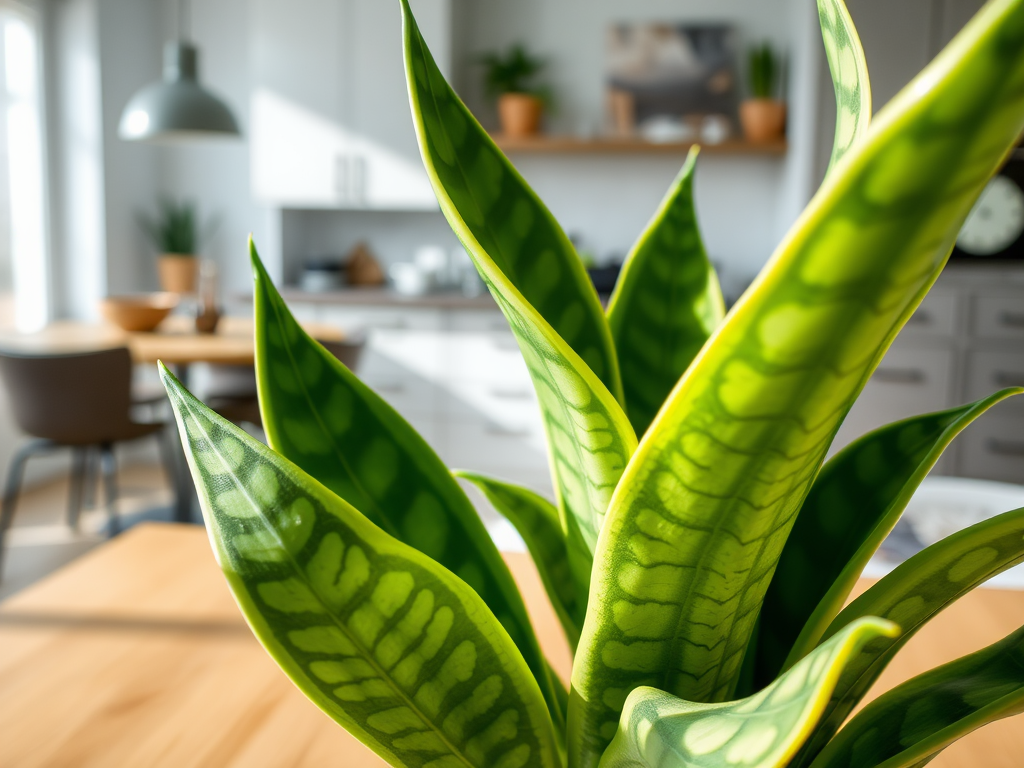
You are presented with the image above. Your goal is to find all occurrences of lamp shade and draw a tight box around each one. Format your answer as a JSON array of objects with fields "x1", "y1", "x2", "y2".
[{"x1": 119, "y1": 41, "x2": 240, "y2": 142}]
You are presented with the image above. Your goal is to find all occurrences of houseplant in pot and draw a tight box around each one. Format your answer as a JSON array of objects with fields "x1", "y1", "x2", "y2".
[
  {"x1": 482, "y1": 43, "x2": 550, "y2": 137},
  {"x1": 139, "y1": 198, "x2": 207, "y2": 293},
  {"x1": 161, "y1": 0, "x2": 1024, "y2": 766},
  {"x1": 740, "y1": 42, "x2": 787, "y2": 143}
]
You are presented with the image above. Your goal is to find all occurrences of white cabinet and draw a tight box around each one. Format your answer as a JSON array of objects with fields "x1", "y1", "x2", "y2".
[
  {"x1": 250, "y1": 0, "x2": 450, "y2": 209},
  {"x1": 829, "y1": 267, "x2": 1024, "y2": 484}
]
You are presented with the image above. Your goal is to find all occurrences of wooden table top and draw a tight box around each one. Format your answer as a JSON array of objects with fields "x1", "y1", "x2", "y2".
[
  {"x1": 0, "y1": 317, "x2": 343, "y2": 367},
  {"x1": 0, "y1": 523, "x2": 1019, "y2": 768}
]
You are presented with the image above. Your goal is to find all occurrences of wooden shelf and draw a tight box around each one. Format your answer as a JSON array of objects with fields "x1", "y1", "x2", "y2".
[{"x1": 491, "y1": 134, "x2": 787, "y2": 156}]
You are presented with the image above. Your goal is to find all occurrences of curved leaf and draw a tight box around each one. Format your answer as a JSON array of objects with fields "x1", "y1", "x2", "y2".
[
  {"x1": 756, "y1": 388, "x2": 1021, "y2": 686},
  {"x1": 571, "y1": 3, "x2": 1024, "y2": 764},
  {"x1": 599, "y1": 618, "x2": 898, "y2": 768},
  {"x1": 250, "y1": 245, "x2": 567, "y2": 731},
  {"x1": 819, "y1": 0, "x2": 872, "y2": 174},
  {"x1": 160, "y1": 365, "x2": 562, "y2": 768},
  {"x1": 402, "y1": 0, "x2": 638, "y2": 559},
  {"x1": 606, "y1": 147, "x2": 726, "y2": 437},
  {"x1": 808, "y1": 623, "x2": 1024, "y2": 768},
  {"x1": 793, "y1": 504, "x2": 1024, "y2": 766},
  {"x1": 456, "y1": 470, "x2": 585, "y2": 650}
]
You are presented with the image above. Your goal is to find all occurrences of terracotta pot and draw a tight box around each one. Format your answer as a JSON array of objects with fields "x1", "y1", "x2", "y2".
[
  {"x1": 158, "y1": 254, "x2": 199, "y2": 293},
  {"x1": 498, "y1": 93, "x2": 543, "y2": 137},
  {"x1": 739, "y1": 99, "x2": 787, "y2": 144}
]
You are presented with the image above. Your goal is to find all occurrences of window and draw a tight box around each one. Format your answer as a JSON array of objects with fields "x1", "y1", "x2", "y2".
[{"x1": 0, "y1": 3, "x2": 47, "y2": 331}]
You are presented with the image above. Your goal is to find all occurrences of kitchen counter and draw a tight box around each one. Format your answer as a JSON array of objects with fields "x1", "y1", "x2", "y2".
[{"x1": 238, "y1": 286, "x2": 497, "y2": 310}]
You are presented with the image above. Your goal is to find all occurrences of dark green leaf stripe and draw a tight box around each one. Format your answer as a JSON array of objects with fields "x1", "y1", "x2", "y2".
[
  {"x1": 808, "y1": 623, "x2": 1024, "y2": 768},
  {"x1": 819, "y1": 0, "x2": 872, "y2": 173},
  {"x1": 397, "y1": 0, "x2": 619, "y2": 402},
  {"x1": 757, "y1": 389, "x2": 1021, "y2": 686},
  {"x1": 571, "y1": 3, "x2": 1024, "y2": 765},
  {"x1": 606, "y1": 147, "x2": 726, "y2": 437},
  {"x1": 600, "y1": 619, "x2": 898, "y2": 768},
  {"x1": 249, "y1": 245, "x2": 566, "y2": 731},
  {"x1": 160, "y1": 366, "x2": 562, "y2": 768},
  {"x1": 456, "y1": 471, "x2": 585, "y2": 651},
  {"x1": 401, "y1": 0, "x2": 637, "y2": 559},
  {"x1": 793, "y1": 504, "x2": 1024, "y2": 766}
]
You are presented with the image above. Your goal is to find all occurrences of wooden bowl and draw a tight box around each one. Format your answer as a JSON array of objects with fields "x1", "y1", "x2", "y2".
[{"x1": 100, "y1": 293, "x2": 179, "y2": 332}]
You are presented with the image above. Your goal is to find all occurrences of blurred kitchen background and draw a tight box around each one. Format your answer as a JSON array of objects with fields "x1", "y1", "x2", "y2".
[{"x1": 1, "y1": 0, "x2": 1023, "y2": 596}]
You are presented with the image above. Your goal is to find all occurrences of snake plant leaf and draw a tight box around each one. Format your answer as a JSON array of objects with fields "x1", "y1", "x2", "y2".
[
  {"x1": 250, "y1": 245, "x2": 567, "y2": 732},
  {"x1": 605, "y1": 147, "x2": 726, "y2": 437},
  {"x1": 819, "y1": 0, "x2": 872, "y2": 174},
  {"x1": 808, "y1": 623, "x2": 1024, "y2": 768},
  {"x1": 402, "y1": 0, "x2": 638, "y2": 559},
  {"x1": 397, "y1": 1, "x2": 618, "y2": 400},
  {"x1": 792, "y1": 504, "x2": 1024, "y2": 766},
  {"x1": 599, "y1": 618, "x2": 899, "y2": 768},
  {"x1": 456, "y1": 470, "x2": 585, "y2": 651},
  {"x1": 756, "y1": 388, "x2": 1022, "y2": 686},
  {"x1": 159, "y1": 365, "x2": 562, "y2": 768},
  {"x1": 571, "y1": 3, "x2": 1024, "y2": 764}
]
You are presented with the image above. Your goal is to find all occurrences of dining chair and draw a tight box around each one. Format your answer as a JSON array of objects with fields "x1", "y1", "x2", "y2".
[
  {"x1": 205, "y1": 335, "x2": 366, "y2": 428},
  {"x1": 0, "y1": 347, "x2": 175, "y2": 582}
]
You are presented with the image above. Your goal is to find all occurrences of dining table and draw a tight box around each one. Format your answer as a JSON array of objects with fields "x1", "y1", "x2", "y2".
[
  {"x1": 0, "y1": 315, "x2": 345, "y2": 522},
  {"x1": 0, "y1": 522, "x2": 1021, "y2": 768}
]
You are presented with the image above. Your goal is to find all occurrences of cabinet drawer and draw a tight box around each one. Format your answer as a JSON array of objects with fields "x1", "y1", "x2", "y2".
[
  {"x1": 829, "y1": 346, "x2": 954, "y2": 455},
  {"x1": 972, "y1": 293, "x2": 1024, "y2": 340},
  {"x1": 958, "y1": 412, "x2": 1024, "y2": 484},
  {"x1": 965, "y1": 351, "x2": 1024, "y2": 410},
  {"x1": 900, "y1": 290, "x2": 959, "y2": 338}
]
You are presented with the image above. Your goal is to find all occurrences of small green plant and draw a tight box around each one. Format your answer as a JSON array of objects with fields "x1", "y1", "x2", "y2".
[
  {"x1": 748, "y1": 42, "x2": 780, "y2": 99},
  {"x1": 161, "y1": 1, "x2": 1024, "y2": 767},
  {"x1": 138, "y1": 198, "x2": 209, "y2": 256},
  {"x1": 481, "y1": 43, "x2": 548, "y2": 99}
]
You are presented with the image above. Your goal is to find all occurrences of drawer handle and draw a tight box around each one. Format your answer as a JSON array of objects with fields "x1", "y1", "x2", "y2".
[
  {"x1": 987, "y1": 439, "x2": 1024, "y2": 457},
  {"x1": 905, "y1": 310, "x2": 933, "y2": 326},
  {"x1": 486, "y1": 422, "x2": 532, "y2": 437},
  {"x1": 994, "y1": 372, "x2": 1024, "y2": 388},
  {"x1": 872, "y1": 368, "x2": 926, "y2": 385},
  {"x1": 998, "y1": 311, "x2": 1024, "y2": 329}
]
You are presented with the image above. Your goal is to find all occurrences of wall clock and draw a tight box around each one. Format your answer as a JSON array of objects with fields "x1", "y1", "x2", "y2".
[{"x1": 952, "y1": 145, "x2": 1024, "y2": 262}]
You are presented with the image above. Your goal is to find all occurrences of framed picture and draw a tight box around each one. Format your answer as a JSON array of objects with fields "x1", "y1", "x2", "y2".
[{"x1": 606, "y1": 23, "x2": 738, "y2": 139}]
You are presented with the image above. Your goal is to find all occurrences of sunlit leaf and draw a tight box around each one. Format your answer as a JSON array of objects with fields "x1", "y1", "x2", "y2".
[
  {"x1": 606, "y1": 147, "x2": 725, "y2": 437},
  {"x1": 599, "y1": 619, "x2": 898, "y2": 768},
  {"x1": 808, "y1": 623, "x2": 1024, "y2": 768},
  {"x1": 819, "y1": 0, "x2": 872, "y2": 173},
  {"x1": 793, "y1": 504, "x2": 1024, "y2": 765},
  {"x1": 756, "y1": 389, "x2": 1021, "y2": 687},
  {"x1": 161, "y1": 365, "x2": 562, "y2": 768},
  {"x1": 571, "y1": 2, "x2": 1024, "y2": 764},
  {"x1": 401, "y1": 0, "x2": 638, "y2": 561}
]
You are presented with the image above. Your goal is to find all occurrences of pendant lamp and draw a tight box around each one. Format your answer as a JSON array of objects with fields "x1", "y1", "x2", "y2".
[{"x1": 118, "y1": 0, "x2": 239, "y2": 142}]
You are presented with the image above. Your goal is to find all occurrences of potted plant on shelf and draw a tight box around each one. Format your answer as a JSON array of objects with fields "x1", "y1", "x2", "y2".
[
  {"x1": 139, "y1": 199, "x2": 208, "y2": 293},
  {"x1": 160, "y1": 1, "x2": 1024, "y2": 767},
  {"x1": 740, "y1": 42, "x2": 787, "y2": 143},
  {"x1": 482, "y1": 43, "x2": 550, "y2": 137}
]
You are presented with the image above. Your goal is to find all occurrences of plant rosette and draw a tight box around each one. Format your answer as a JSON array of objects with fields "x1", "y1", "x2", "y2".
[{"x1": 161, "y1": 1, "x2": 1024, "y2": 767}]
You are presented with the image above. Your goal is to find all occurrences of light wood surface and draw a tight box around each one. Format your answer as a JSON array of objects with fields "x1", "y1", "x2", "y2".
[
  {"x1": 491, "y1": 134, "x2": 788, "y2": 156},
  {"x1": 0, "y1": 317, "x2": 343, "y2": 367},
  {"x1": 0, "y1": 524, "x2": 1019, "y2": 767}
]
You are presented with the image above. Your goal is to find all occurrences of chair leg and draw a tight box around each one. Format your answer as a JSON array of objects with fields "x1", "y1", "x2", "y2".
[
  {"x1": 82, "y1": 446, "x2": 98, "y2": 511},
  {"x1": 0, "y1": 440, "x2": 53, "y2": 584},
  {"x1": 99, "y1": 443, "x2": 119, "y2": 537},
  {"x1": 67, "y1": 447, "x2": 88, "y2": 531}
]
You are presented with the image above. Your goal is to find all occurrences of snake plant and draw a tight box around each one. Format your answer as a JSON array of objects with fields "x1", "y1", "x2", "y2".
[{"x1": 161, "y1": 0, "x2": 1024, "y2": 766}]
